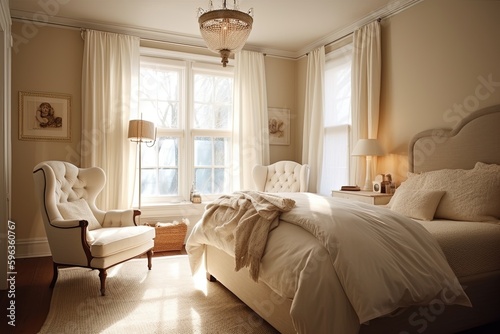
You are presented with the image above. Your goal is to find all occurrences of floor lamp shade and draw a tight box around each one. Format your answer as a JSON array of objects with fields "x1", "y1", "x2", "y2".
[
  {"x1": 128, "y1": 120, "x2": 155, "y2": 142},
  {"x1": 352, "y1": 139, "x2": 385, "y2": 191}
]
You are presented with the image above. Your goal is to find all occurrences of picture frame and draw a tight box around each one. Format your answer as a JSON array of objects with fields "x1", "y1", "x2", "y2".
[
  {"x1": 18, "y1": 91, "x2": 71, "y2": 141},
  {"x1": 268, "y1": 108, "x2": 290, "y2": 145}
]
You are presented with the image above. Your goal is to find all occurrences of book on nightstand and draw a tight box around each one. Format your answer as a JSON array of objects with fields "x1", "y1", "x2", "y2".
[{"x1": 340, "y1": 185, "x2": 361, "y2": 191}]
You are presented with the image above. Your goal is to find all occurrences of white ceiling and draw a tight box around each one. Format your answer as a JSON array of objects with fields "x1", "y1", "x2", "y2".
[{"x1": 9, "y1": 0, "x2": 420, "y2": 58}]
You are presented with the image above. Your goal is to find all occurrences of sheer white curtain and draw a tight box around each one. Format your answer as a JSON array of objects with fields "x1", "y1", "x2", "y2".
[
  {"x1": 232, "y1": 50, "x2": 270, "y2": 191},
  {"x1": 302, "y1": 46, "x2": 325, "y2": 193},
  {"x1": 350, "y1": 21, "x2": 382, "y2": 185},
  {"x1": 81, "y1": 30, "x2": 140, "y2": 210},
  {"x1": 321, "y1": 45, "x2": 353, "y2": 194}
]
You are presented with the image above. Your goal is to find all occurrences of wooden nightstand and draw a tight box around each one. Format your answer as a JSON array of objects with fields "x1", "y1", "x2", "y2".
[{"x1": 331, "y1": 190, "x2": 393, "y2": 205}]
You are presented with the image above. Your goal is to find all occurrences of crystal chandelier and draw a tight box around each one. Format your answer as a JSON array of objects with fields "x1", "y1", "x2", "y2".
[{"x1": 198, "y1": 0, "x2": 253, "y2": 67}]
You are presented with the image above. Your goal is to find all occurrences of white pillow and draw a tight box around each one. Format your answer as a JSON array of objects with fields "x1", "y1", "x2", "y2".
[
  {"x1": 57, "y1": 199, "x2": 101, "y2": 230},
  {"x1": 390, "y1": 189, "x2": 445, "y2": 221},
  {"x1": 391, "y1": 162, "x2": 500, "y2": 222}
]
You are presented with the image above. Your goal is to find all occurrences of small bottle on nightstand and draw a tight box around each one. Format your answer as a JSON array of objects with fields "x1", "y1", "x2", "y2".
[{"x1": 382, "y1": 174, "x2": 392, "y2": 194}]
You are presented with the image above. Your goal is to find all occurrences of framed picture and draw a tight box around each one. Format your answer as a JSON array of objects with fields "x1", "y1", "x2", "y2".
[
  {"x1": 268, "y1": 108, "x2": 290, "y2": 145},
  {"x1": 18, "y1": 91, "x2": 71, "y2": 141}
]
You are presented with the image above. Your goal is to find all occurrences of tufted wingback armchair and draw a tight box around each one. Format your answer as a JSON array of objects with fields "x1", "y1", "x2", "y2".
[
  {"x1": 252, "y1": 161, "x2": 310, "y2": 192},
  {"x1": 32, "y1": 161, "x2": 155, "y2": 296}
]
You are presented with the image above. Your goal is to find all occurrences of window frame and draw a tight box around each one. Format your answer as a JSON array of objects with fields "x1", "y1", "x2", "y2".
[
  {"x1": 321, "y1": 43, "x2": 353, "y2": 194},
  {"x1": 137, "y1": 48, "x2": 234, "y2": 206}
]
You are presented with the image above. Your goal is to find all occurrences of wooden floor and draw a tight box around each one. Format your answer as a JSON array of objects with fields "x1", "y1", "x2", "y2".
[{"x1": 1, "y1": 250, "x2": 499, "y2": 334}]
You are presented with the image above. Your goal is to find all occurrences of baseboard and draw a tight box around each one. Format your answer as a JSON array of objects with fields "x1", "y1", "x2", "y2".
[{"x1": 16, "y1": 237, "x2": 51, "y2": 258}]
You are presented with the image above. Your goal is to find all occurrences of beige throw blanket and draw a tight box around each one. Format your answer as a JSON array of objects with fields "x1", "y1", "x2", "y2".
[{"x1": 201, "y1": 191, "x2": 295, "y2": 281}]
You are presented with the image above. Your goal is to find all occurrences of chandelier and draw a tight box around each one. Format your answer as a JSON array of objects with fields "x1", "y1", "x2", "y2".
[{"x1": 198, "y1": 0, "x2": 253, "y2": 67}]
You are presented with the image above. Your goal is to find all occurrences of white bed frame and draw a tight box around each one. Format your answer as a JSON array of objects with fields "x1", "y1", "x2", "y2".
[{"x1": 205, "y1": 105, "x2": 500, "y2": 333}]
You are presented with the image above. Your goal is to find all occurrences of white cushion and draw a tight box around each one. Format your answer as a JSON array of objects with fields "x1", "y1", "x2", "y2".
[
  {"x1": 390, "y1": 162, "x2": 500, "y2": 222},
  {"x1": 102, "y1": 210, "x2": 135, "y2": 227},
  {"x1": 89, "y1": 226, "x2": 156, "y2": 257},
  {"x1": 390, "y1": 189, "x2": 445, "y2": 221},
  {"x1": 57, "y1": 199, "x2": 101, "y2": 230}
]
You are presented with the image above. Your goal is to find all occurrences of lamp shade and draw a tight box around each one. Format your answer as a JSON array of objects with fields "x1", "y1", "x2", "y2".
[
  {"x1": 351, "y1": 139, "x2": 385, "y2": 156},
  {"x1": 128, "y1": 120, "x2": 155, "y2": 142}
]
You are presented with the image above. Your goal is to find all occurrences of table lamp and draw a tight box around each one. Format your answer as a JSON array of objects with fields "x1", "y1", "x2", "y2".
[{"x1": 351, "y1": 138, "x2": 385, "y2": 191}]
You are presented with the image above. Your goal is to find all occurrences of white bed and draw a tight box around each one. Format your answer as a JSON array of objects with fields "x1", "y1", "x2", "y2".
[{"x1": 186, "y1": 105, "x2": 500, "y2": 334}]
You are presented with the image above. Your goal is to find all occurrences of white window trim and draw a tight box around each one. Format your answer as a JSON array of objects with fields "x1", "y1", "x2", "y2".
[{"x1": 141, "y1": 47, "x2": 230, "y2": 67}]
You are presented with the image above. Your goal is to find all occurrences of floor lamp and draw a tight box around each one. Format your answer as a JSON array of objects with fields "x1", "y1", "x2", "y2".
[
  {"x1": 351, "y1": 139, "x2": 385, "y2": 191},
  {"x1": 128, "y1": 119, "x2": 156, "y2": 210}
]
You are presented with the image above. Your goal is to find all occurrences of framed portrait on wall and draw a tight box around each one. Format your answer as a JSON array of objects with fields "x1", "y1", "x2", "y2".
[
  {"x1": 268, "y1": 108, "x2": 290, "y2": 146},
  {"x1": 18, "y1": 91, "x2": 71, "y2": 141}
]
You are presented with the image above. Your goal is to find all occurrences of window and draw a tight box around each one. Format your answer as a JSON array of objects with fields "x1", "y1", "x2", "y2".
[
  {"x1": 320, "y1": 44, "x2": 353, "y2": 194},
  {"x1": 136, "y1": 56, "x2": 234, "y2": 204}
]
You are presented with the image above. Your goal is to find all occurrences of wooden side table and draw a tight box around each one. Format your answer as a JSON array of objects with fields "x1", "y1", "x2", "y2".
[{"x1": 331, "y1": 190, "x2": 393, "y2": 205}]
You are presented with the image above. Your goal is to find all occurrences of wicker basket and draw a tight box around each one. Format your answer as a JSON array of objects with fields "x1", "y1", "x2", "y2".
[{"x1": 151, "y1": 221, "x2": 187, "y2": 252}]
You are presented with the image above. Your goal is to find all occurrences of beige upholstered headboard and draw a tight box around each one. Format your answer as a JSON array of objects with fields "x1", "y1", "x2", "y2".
[{"x1": 409, "y1": 105, "x2": 500, "y2": 173}]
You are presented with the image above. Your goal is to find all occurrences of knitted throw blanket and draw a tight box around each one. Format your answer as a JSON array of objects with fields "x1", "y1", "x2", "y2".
[{"x1": 202, "y1": 191, "x2": 295, "y2": 281}]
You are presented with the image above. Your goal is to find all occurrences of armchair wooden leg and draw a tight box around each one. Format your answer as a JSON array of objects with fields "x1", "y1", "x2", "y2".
[
  {"x1": 50, "y1": 263, "x2": 59, "y2": 288},
  {"x1": 99, "y1": 269, "x2": 107, "y2": 296},
  {"x1": 147, "y1": 249, "x2": 153, "y2": 270}
]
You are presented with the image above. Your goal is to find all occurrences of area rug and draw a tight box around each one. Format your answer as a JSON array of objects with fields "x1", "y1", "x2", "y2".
[{"x1": 39, "y1": 255, "x2": 279, "y2": 334}]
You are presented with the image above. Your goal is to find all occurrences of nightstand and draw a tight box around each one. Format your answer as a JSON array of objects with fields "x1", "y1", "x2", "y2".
[{"x1": 331, "y1": 190, "x2": 393, "y2": 205}]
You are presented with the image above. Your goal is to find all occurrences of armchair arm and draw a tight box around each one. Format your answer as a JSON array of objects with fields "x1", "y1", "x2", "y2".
[
  {"x1": 50, "y1": 218, "x2": 87, "y2": 228},
  {"x1": 46, "y1": 219, "x2": 92, "y2": 266},
  {"x1": 102, "y1": 209, "x2": 141, "y2": 227}
]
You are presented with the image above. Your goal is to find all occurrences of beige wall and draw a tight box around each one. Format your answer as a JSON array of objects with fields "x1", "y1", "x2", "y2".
[
  {"x1": 264, "y1": 56, "x2": 298, "y2": 163},
  {"x1": 11, "y1": 22, "x2": 83, "y2": 244},
  {"x1": 378, "y1": 0, "x2": 500, "y2": 182}
]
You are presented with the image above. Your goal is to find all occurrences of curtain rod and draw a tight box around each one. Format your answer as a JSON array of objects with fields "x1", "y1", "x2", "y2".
[
  {"x1": 13, "y1": 17, "x2": 207, "y2": 50},
  {"x1": 324, "y1": 17, "x2": 381, "y2": 49},
  {"x1": 80, "y1": 27, "x2": 211, "y2": 52},
  {"x1": 13, "y1": 16, "x2": 290, "y2": 59},
  {"x1": 305, "y1": 17, "x2": 383, "y2": 57}
]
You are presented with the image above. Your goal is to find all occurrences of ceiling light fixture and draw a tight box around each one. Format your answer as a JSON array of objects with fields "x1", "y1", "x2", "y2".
[{"x1": 198, "y1": 0, "x2": 253, "y2": 67}]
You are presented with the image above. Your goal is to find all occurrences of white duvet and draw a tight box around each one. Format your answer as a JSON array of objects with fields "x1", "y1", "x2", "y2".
[{"x1": 187, "y1": 192, "x2": 471, "y2": 334}]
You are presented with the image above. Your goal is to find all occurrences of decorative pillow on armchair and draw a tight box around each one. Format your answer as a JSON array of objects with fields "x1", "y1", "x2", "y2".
[{"x1": 57, "y1": 199, "x2": 102, "y2": 230}]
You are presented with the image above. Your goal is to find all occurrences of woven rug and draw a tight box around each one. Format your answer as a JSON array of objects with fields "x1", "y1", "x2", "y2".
[{"x1": 39, "y1": 255, "x2": 279, "y2": 334}]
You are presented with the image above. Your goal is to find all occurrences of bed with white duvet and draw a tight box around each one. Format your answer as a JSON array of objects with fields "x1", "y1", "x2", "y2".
[{"x1": 186, "y1": 105, "x2": 500, "y2": 334}]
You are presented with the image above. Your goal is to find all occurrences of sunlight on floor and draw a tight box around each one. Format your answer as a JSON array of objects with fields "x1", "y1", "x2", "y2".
[
  {"x1": 106, "y1": 263, "x2": 124, "y2": 278},
  {"x1": 190, "y1": 308, "x2": 202, "y2": 330},
  {"x1": 192, "y1": 266, "x2": 208, "y2": 296}
]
